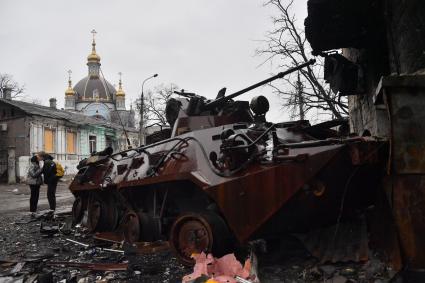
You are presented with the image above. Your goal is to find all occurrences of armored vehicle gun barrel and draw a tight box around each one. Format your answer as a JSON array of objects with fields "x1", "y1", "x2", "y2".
[{"x1": 204, "y1": 59, "x2": 316, "y2": 110}]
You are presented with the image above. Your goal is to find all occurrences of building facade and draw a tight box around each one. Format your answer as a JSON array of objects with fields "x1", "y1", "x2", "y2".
[{"x1": 0, "y1": 97, "x2": 138, "y2": 182}]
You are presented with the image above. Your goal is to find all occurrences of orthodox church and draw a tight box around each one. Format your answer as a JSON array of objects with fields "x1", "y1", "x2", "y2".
[
  {"x1": 64, "y1": 31, "x2": 135, "y2": 128},
  {"x1": 0, "y1": 31, "x2": 141, "y2": 183}
]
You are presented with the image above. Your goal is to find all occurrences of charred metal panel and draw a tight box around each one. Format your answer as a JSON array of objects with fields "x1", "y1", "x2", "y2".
[{"x1": 378, "y1": 74, "x2": 425, "y2": 174}]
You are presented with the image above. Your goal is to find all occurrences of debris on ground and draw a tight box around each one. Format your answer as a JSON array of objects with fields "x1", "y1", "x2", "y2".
[
  {"x1": 0, "y1": 208, "x2": 397, "y2": 282},
  {"x1": 0, "y1": 209, "x2": 188, "y2": 282}
]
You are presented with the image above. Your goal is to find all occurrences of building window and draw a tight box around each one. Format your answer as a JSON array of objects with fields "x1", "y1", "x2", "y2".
[
  {"x1": 89, "y1": 135, "x2": 97, "y2": 153},
  {"x1": 44, "y1": 128, "x2": 56, "y2": 153},
  {"x1": 66, "y1": 132, "x2": 76, "y2": 154}
]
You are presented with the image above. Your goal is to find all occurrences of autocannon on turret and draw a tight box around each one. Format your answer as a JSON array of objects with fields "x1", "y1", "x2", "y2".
[{"x1": 164, "y1": 59, "x2": 316, "y2": 137}]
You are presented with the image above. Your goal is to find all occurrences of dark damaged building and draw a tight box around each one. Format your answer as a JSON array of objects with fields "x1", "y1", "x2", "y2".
[{"x1": 305, "y1": 0, "x2": 425, "y2": 280}]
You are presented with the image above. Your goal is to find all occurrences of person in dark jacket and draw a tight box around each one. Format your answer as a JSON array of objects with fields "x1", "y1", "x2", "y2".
[
  {"x1": 39, "y1": 153, "x2": 58, "y2": 211},
  {"x1": 27, "y1": 155, "x2": 43, "y2": 215}
]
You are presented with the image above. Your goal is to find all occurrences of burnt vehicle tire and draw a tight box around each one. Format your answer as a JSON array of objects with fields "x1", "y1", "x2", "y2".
[
  {"x1": 122, "y1": 211, "x2": 140, "y2": 243},
  {"x1": 169, "y1": 212, "x2": 233, "y2": 266},
  {"x1": 87, "y1": 195, "x2": 118, "y2": 232}
]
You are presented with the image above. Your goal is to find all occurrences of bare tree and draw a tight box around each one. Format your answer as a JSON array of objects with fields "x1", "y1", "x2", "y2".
[
  {"x1": 257, "y1": 0, "x2": 348, "y2": 120},
  {"x1": 0, "y1": 73, "x2": 25, "y2": 99},
  {"x1": 135, "y1": 83, "x2": 179, "y2": 127}
]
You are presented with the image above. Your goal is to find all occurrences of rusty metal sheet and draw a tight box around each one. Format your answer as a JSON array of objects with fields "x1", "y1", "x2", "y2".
[
  {"x1": 94, "y1": 232, "x2": 124, "y2": 243},
  {"x1": 47, "y1": 261, "x2": 128, "y2": 271},
  {"x1": 134, "y1": 241, "x2": 170, "y2": 254},
  {"x1": 392, "y1": 175, "x2": 425, "y2": 269},
  {"x1": 205, "y1": 145, "x2": 344, "y2": 243},
  {"x1": 94, "y1": 232, "x2": 170, "y2": 255},
  {"x1": 383, "y1": 75, "x2": 425, "y2": 173},
  {"x1": 348, "y1": 140, "x2": 382, "y2": 165}
]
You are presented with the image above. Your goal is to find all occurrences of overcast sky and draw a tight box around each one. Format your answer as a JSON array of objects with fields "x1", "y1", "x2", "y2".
[{"x1": 0, "y1": 0, "x2": 308, "y2": 122}]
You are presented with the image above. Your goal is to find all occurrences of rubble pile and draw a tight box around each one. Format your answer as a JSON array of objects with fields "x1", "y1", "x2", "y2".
[
  {"x1": 0, "y1": 210, "x2": 397, "y2": 282},
  {"x1": 0, "y1": 211, "x2": 189, "y2": 282}
]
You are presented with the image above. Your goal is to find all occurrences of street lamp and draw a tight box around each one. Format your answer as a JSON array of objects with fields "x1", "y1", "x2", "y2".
[{"x1": 139, "y1": 73, "x2": 158, "y2": 145}]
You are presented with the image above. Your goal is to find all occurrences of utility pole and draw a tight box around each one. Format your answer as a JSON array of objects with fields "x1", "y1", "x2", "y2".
[{"x1": 296, "y1": 72, "x2": 305, "y2": 120}]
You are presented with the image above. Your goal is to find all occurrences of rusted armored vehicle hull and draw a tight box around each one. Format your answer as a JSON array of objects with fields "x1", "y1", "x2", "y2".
[
  {"x1": 69, "y1": 61, "x2": 384, "y2": 264},
  {"x1": 70, "y1": 121, "x2": 382, "y2": 264}
]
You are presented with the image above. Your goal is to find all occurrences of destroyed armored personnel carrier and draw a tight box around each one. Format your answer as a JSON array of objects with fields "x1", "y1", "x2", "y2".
[{"x1": 69, "y1": 60, "x2": 384, "y2": 265}]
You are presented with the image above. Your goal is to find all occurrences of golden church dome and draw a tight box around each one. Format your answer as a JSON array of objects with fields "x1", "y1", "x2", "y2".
[
  {"x1": 87, "y1": 42, "x2": 101, "y2": 63},
  {"x1": 116, "y1": 74, "x2": 125, "y2": 97},
  {"x1": 65, "y1": 86, "x2": 75, "y2": 96},
  {"x1": 65, "y1": 70, "x2": 75, "y2": 96}
]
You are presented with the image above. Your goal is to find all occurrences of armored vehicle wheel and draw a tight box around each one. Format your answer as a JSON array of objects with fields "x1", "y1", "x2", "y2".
[
  {"x1": 72, "y1": 196, "x2": 85, "y2": 224},
  {"x1": 122, "y1": 211, "x2": 140, "y2": 243},
  {"x1": 170, "y1": 212, "x2": 232, "y2": 266},
  {"x1": 87, "y1": 195, "x2": 118, "y2": 232}
]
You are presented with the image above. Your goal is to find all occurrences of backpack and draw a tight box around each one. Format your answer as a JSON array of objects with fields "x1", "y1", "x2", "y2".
[{"x1": 55, "y1": 161, "x2": 65, "y2": 177}]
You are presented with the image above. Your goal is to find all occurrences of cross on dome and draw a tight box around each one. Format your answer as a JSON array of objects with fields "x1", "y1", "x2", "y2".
[
  {"x1": 116, "y1": 72, "x2": 125, "y2": 97},
  {"x1": 87, "y1": 29, "x2": 100, "y2": 64}
]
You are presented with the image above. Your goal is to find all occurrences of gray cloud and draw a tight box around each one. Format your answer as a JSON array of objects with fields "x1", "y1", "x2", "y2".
[{"x1": 0, "y1": 0, "x2": 308, "y2": 122}]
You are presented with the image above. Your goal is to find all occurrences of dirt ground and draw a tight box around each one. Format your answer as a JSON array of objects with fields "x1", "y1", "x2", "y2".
[
  {"x1": 0, "y1": 181, "x2": 399, "y2": 283},
  {"x1": 0, "y1": 180, "x2": 74, "y2": 214}
]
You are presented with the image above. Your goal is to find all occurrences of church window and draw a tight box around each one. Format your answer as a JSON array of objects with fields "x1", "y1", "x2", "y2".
[
  {"x1": 89, "y1": 135, "x2": 97, "y2": 153},
  {"x1": 44, "y1": 128, "x2": 56, "y2": 153},
  {"x1": 66, "y1": 131, "x2": 76, "y2": 154}
]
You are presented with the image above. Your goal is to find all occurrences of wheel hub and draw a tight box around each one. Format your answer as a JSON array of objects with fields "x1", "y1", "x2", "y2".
[{"x1": 170, "y1": 214, "x2": 214, "y2": 265}]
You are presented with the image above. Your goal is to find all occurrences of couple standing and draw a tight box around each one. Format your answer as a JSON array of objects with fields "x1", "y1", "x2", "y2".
[{"x1": 26, "y1": 153, "x2": 61, "y2": 215}]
